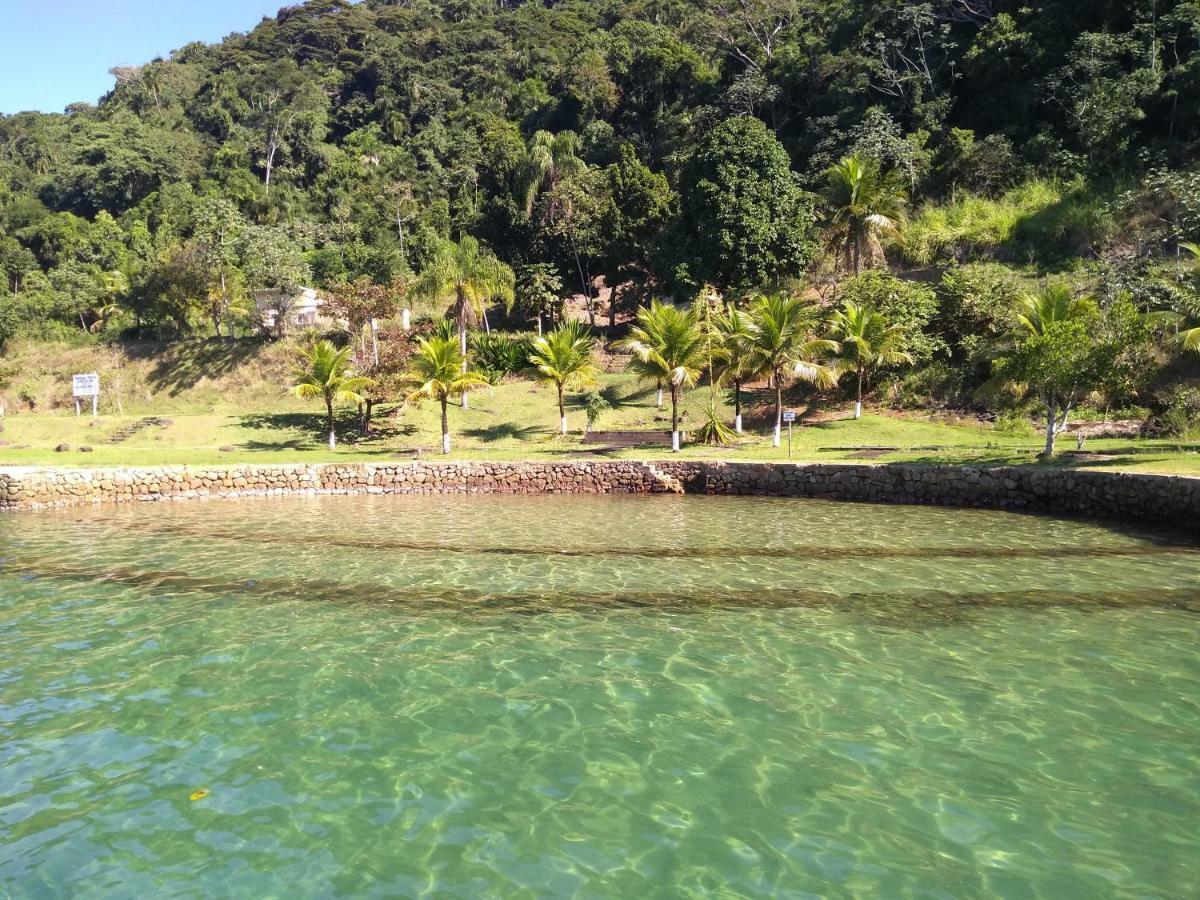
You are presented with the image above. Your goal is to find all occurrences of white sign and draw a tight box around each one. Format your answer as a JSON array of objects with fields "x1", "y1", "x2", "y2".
[
  {"x1": 782, "y1": 410, "x2": 797, "y2": 423},
  {"x1": 72, "y1": 373, "x2": 100, "y2": 397}
]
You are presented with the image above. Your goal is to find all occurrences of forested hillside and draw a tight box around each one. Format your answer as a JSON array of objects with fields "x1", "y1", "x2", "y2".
[{"x1": 1, "y1": 0, "x2": 1199, "y2": 430}]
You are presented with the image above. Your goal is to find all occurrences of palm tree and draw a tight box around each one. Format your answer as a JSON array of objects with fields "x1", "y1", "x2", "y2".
[
  {"x1": 518, "y1": 130, "x2": 585, "y2": 217},
  {"x1": 516, "y1": 130, "x2": 595, "y2": 323},
  {"x1": 823, "y1": 154, "x2": 906, "y2": 275},
  {"x1": 1016, "y1": 282, "x2": 1093, "y2": 337},
  {"x1": 1169, "y1": 243, "x2": 1200, "y2": 352},
  {"x1": 527, "y1": 321, "x2": 601, "y2": 435},
  {"x1": 404, "y1": 335, "x2": 489, "y2": 454},
  {"x1": 713, "y1": 303, "x2": 758, "y2": 434},
  {"x1": 291, "y1": 340, "x2": 374, "y2": 450},
  {"x1": 745, "y1": 294, "x2": 839, "y2": 447},
  {"x1": 828, "y1": 301, "x2": 913, "y2": 419},
  {"x1": 616, "y1": 301, "x2": 707, "y2": 452},
  {"x1": 414, "y1": 236, "x2": 514, "y2": 408}
]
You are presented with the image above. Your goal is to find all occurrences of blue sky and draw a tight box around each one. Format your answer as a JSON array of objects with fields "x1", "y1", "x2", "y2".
[{"x1": 0, "y1": 0, "x2": 287, "y2": 114}]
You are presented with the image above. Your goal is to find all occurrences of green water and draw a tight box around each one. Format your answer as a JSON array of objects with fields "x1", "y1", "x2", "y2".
[{"x1": 1, "y1": 495, "x2": 1198, "y2": 898}]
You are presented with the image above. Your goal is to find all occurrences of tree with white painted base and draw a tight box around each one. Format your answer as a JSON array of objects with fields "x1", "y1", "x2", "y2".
[
  {"x1": 744, "y1": 293, "x2": 838, "y2": 447},
  {"x1": 991, "y1": 285, "x2": 1105, "y2": 458},
  {"x1": 403, "y1": 335, "x2": 489, "y2": 454},
  {"x1": 713, "y1": 303, "x2": 757, "y2": 434},
  {"x1": 527, "y1": 321, "x2": 600, "y2": 435},
  {"x1": 617, "y1": 301, "x2": 707, "y2": 452},
  {"x1": 290, "y1": 340, "x2": 374, "y2": 451},
  {"x1": 828, "y1": 301, "x2": 913, "y2": 419}
]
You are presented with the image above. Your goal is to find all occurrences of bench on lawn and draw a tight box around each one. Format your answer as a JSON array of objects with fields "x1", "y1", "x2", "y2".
[{"x1": 581, "y1": 430, "x2": 687, "y2": 448}]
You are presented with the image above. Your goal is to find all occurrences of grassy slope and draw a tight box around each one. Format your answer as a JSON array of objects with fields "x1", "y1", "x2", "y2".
[
  {"x1": 2, "y1": 367, "x2": 1198, "y2": 474},
  {"x1": 0, "y1": 336, "x2": 1196, "y2": 473}
]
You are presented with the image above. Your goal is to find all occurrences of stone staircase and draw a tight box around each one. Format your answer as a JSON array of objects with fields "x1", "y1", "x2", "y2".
[{"x1": 107, "y1": 417, "x2": 172, "y2": 443}]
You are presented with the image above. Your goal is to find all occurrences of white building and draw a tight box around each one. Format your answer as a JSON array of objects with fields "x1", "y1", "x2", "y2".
[{"x1": 253, "y1": 287, "x2": 332, "y2": 334}]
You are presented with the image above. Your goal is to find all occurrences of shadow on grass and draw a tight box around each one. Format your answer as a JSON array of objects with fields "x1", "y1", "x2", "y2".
[
  {"x1": 461, "y1": 422, "x2": 547, "y2": 442},
  {"x1": 129, "y1": 338, "x2": 264, "y2": 396},
  {"x1": 239, "y1": 438, "x2": 321, "y2": 453},
  {"x1": 236, "y1": 411, "x2": 414, "y2": 449}
]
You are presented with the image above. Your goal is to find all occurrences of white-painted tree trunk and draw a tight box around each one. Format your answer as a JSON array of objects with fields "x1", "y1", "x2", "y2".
[
  {"x1": 401, "y1": 308, "x2": 411, "y2": 331},
  {"x1": 656, "y1": 388, "x2": 663, "y2": 409},
  {"x1": 773, "y1": 423, "x2": 781, "y2": 448},
  {"x1": 442, "y1": 432, "x2": 451, "y2": 454},
  {"x1": 328, "y1": 430, "x2": 336, "y2": 451},
  {"x1": 854, "y1": 401, "x2": 862, "y2": 419},
  {"x1": 560, "y1": 414, "x2": 568, "y2": 435},
  {"x1": 671, "y1": 431, "x2": 680, "y2": 452},
  {"x1": 734, "y1": 414, "x2": 742, "y2": 434}
]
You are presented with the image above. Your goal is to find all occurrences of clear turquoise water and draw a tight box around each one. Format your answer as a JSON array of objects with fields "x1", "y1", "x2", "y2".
[{"x1": 1, "y1": 494, "x2": 1198, "y2": 898}]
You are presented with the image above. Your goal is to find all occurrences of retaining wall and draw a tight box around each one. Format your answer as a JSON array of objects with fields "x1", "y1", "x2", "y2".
[{"x1": 0, "y1": 461, "x2": 1196, "y2": 529}]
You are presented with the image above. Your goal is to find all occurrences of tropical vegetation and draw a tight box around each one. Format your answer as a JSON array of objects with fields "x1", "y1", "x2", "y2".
[{"x1": 2, "y1": 0, "x2": 1200, "y2": 461}]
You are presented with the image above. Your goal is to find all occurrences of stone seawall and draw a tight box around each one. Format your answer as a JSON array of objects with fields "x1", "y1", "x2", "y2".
[{"x1": 0, "y1": 460, "x2": 1196, "y2": 529}]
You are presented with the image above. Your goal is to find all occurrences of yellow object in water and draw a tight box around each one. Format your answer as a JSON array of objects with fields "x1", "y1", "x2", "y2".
[{"x1": 189, "y1": 789, "x2": 209, "y2": 801}]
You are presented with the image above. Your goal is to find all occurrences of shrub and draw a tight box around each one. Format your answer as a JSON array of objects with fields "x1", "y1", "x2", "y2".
[
  {"x1": 889, "y1": 362, "x2": 968, "y2": 409},
  {"x1": 582, "y1": 390, "x2": 612, "y2": 431},
  {"x1": 470, "y1": 332, "x2": 533, "y2": 384},
  {"x1": 836, "y1": 271, "x2": 942, "y2": 364},
  {"x1": 994, "y1": 411, "x2": 1037, "y2": 436},
  {"x1": 1159, "y1": 387, "x2": 1200, "y2": 437},
  {"x1": 935, "y1": 263, "x2": 1024, "y2": 368}
]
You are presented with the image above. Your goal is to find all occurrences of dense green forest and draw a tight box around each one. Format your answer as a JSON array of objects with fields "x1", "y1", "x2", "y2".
[{"x1": 2, "y1": 0, "x2": 1200, "y2": 432}]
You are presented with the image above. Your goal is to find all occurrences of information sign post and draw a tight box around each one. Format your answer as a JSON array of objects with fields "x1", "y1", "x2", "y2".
[
  {"x1": 783, "y1": 410, "x2": 796, "y2": 458},
  {"x1": 72, "y1": 373, "x2": 100, "y2": 418}
]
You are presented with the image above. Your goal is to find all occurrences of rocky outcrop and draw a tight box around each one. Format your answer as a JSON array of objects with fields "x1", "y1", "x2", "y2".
[{"x1": 1, "y1": 460, "x2": 1196, "y2": 529}]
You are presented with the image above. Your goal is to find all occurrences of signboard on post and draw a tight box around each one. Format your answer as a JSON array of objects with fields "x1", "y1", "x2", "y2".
[
  {"x1": 72, "y1": 373, "x2": 99, "y2": 418},
  {"x1": 783, "y1": 410, "x2": 796, "y2": 457}
]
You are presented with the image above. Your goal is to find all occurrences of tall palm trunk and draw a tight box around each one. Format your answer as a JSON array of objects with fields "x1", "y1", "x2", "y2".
[
  {"x1": 325, "y1": 395, "x2": 336, "y2": 450},
  {"x1": 670, "y1": 384, "x2": 680, "y2": 452},
  {"x1": 773, "y1": 370, "x2": 783, "y2": 448},
  {"x1": 441, "y1": 395, "x2": 451, "y2": 454},
  {"x1": 457, "y1": 289, "x2": 470, "y2": 410}
]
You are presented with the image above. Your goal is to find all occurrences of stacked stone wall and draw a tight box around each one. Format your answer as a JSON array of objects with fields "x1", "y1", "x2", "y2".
[{"x1": 1, "y1": 460, "x2": 1196, "y2": 529}]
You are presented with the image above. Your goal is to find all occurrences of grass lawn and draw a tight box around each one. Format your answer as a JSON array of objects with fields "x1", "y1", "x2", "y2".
[{"x1": 2, "y1": 371, "x2": 1199, "y2": 475}]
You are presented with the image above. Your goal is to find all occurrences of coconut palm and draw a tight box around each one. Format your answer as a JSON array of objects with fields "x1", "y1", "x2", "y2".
[
  {"x1": 517, "y1": 130, "x2": 585, "y2": 217},
  {"x1": 291, "y1": 340, "x2": 374, "y2": 450},
  {"x1": 1171, "y1": 243, "x2": 1200, "y2": 352},
  {"x1": 1016, "y1": 282, "x2": 1093, "y2": 337},
  {"x1": 404, "y1": 335, "x2": 489, "y2": 454},
  {"x1": 822, "y1": 154, "x2": 906, "y2": 275},
  {"x1": 745, "y1": 294, "x2": 839, "y2": 447},
  {"x1": 828, "y1": 302, "x2": 914, "y2": 419},
  {"x1": 414, "y1": 236, "x2": 515, "y2": 408},
  {"x1": 617, "y1": 300, "x2": 707, "y2": 452},
  {"x1": 516, "y1": 130, "x2": 596, "y2": 323},
  {"x1": 527, "y1": 321, "x2": 600, "y2": 435},
  {"x1": 713, "y1": 303, "x2": 758, "y2": 434}
]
